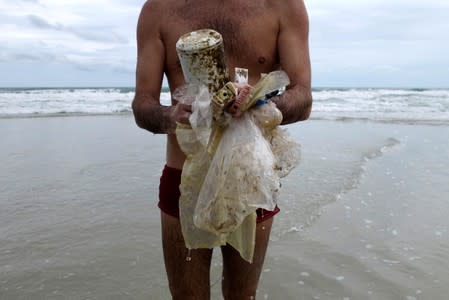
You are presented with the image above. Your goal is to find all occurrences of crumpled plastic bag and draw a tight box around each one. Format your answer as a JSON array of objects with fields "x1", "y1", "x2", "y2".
[
  {"x1": 193, "y1": 112, "x2": 280, "y2": 234},
  {"x1": 250, "y1": 102, "x2": 301, "y2": 178}
]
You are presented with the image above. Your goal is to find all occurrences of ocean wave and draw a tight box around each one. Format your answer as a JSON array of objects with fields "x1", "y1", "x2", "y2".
[{"x1": 1, "y1": 88, "x2": 448, "y2": 123}]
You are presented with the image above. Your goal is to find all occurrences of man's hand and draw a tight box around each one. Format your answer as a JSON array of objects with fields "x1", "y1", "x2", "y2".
[
  {"x1": 170, "y1": 102, "x2": 192, "y2": 125},
  {"x1": 161, "y1": 102, "x2": 192, "y2": 134},
  {"x1": 228, "y1": 83, "x2": 253, "y2": 118}
]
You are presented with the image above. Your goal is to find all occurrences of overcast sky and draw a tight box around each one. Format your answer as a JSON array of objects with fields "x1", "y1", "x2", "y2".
[{"x1": 0, "y1": 0, "x2": 448, "y2": 88}]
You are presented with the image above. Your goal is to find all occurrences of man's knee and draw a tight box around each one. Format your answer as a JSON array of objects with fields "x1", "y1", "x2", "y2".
[
  {"x1": 222, "y1": 278, "x2": 257, "y2": 300},
  {"x1": 222, "y1": 290, "x2": 257, "y2": 300},
  {"x1": 170, "y1": 284, "x2": 210, "y2": 300}
]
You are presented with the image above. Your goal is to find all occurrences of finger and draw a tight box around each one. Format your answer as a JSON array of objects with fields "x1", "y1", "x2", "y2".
[
  {"x1": 233, "y1": 82, "x2": 251, "y2": 90},
  {"x1": 237, "y1": 86, "x2": 251, "y2": 98},
  {"x1": 178, "y1": 103, "x2": 192, "y2": 112},
  {"x1": 233, "y1": 110, "x2": 243, "y2": 118},
  {"x1": 235, "y1": 86, "x2": 251, "y2": 107},
  {"x1": 178, "y1": 111, "x2": 192, "y2": 124},
  {"x1": 228, "y1": 103, "x2": 238, "y2": 115}
]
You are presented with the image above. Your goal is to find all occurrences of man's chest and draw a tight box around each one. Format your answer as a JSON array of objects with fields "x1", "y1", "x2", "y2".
[{"x1": 161, "y1": 2, "x2": 279, "y2": 78}]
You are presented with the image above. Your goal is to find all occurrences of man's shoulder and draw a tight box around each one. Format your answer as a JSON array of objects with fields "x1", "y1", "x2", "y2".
[
  {"x1": 140, "y1": 0, "x2": 175, "y2": 16},
  {"x1": 266, "y1": 0, "x2": 306, "y2": 14},
  {"x1": 138, "y1": 0, "x2": 176, "y2": 33},
  {"x1": 266, "y1": 0, "x2": 308, "y2": 28}
]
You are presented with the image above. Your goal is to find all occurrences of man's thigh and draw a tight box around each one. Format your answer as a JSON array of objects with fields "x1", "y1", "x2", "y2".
[
  {"x1": 221, "y1": 217, "x2": 274, "y2": 299},
  {"x1": 161, "y1": 212, "x2": 213, "y2": 299}
]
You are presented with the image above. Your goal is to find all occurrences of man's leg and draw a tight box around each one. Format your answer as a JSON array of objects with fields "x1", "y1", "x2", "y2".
[
  {"x1": 221, "y1": 217, "x2": 274, "y2": 300},
  {"x1": 161, "y1": 212, "x2": 213, "y2": 300}
]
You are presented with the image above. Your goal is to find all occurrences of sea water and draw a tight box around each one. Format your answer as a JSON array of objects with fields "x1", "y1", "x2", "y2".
[
  {"x1": 1, "y1": 88, "x2": 448, "y2": 299},
  {"x1": 1, "y1": 87, "x2": 448, "y2": 124}
]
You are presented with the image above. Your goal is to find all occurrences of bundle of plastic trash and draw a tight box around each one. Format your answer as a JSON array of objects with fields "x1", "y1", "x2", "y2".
[{"x1": 175, "y1": 29, "x2": 300, "y2": 262}]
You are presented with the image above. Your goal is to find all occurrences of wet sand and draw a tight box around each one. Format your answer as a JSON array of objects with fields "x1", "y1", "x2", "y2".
[{"x1": 1, "y1": 115, "x2": 448, "y2": 299}]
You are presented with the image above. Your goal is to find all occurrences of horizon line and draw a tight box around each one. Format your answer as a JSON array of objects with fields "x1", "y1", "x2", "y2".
[{"x1": 0, "y1": 85, "x2": 448, "y2": 90}]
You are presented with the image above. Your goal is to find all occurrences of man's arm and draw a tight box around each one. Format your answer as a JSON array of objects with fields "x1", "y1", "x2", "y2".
[
  {"x1": 273, "y1": 0, "x2": 312, "y2": 124},
  {"x1": 132, "y1": 1, "x2": 191, "y2": 134}
]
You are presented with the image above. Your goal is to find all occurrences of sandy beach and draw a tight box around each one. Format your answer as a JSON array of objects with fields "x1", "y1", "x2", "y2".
[{"x1": 1, "y1": 115, "x2": 448, "y2": 299}]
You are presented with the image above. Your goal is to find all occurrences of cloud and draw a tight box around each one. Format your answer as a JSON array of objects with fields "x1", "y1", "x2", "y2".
[
  {"x1": 27, "y1": 14, "x2": 128, "y2": 43},
  {"x1": 307, "y1": 0, "x2": 449, "y2": 87},
  {"x1": 309, "y1": 0, "x2": 449, "y2": 42},
  {"x1": 11, "y1": 52, "x2": 56, "y2": 62},
  {"x1": 27, "y1": 14, "x2": 62, "y2": 29},
  {"x1": 71, "y1": 29, "x2": 128, "y2": 44},
  {"x1": 1, "y1": 0, "x2": 448, "y2": 87}
]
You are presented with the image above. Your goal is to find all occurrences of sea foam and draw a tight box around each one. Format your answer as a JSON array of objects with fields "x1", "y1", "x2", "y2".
[{"x1": 0, "y1": 87, "x2": 448, "y2": 123}]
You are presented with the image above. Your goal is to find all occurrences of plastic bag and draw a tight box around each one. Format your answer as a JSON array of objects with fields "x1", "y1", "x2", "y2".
[
  {"x1": 193, "y1": 113, "x2": 280, "y2": 234},
  {"x1": 250, "y1": 102, "x2": 301, "y2": 178}
]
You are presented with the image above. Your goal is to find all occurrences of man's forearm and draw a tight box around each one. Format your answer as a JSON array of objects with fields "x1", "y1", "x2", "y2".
[
  {"x1": 272, "y1": 85, "x2": 312, "y2": 125},
  {"x1": 132, "y1": 94, "x2": 174, "y2": 134}
]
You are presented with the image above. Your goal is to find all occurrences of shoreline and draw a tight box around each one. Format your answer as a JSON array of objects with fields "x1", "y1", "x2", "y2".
[{"x1": 1, "y1": 112, "x2": 448, "y2": 127}]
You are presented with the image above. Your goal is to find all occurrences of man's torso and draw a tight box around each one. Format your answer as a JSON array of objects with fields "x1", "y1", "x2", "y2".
[{"x1": 154, "y1": 0, "x2": 282, "y2": 168}]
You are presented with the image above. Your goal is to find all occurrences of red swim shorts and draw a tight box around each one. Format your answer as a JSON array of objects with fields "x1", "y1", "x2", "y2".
[{"x1": 158, "y1": 165, "x2": 280, "y2": 224}]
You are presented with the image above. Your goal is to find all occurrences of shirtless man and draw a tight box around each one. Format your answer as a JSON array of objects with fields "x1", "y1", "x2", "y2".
[{"x1": 132, "y1": 0, "x2": 312, "y2": 299}]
